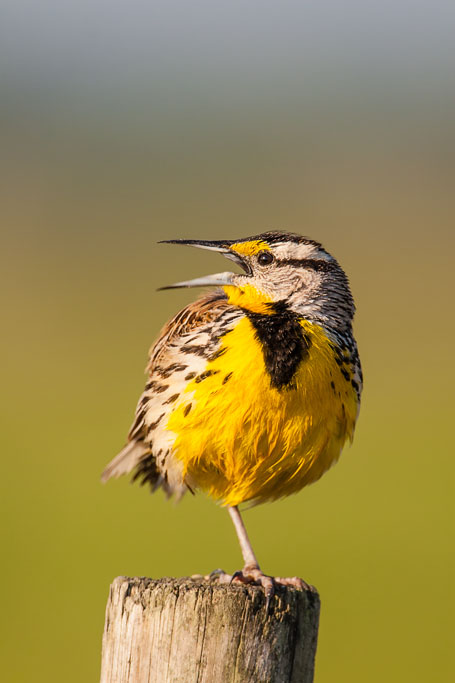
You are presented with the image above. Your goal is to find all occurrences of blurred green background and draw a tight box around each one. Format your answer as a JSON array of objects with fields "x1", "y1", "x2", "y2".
[{"x1": 1, "y1": 1, "x2": 453, "y2": 681}]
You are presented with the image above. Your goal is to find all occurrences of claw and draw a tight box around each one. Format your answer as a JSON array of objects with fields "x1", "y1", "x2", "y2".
[
  {"x1": 230, "y1": 570, "x2": 245, "y2": 585},
  {"x1": 209, "y1": 568, "x2": 226, "y2": 579},
  {"x1": 248, "y1": 568, "x2": 275, "y2": 611},
  {"x1": 227, "y1": 565, "x2": 276, "y2": 610},
  {"x1": 205, "y1": 569, "x2": 233, "y2": 584}
]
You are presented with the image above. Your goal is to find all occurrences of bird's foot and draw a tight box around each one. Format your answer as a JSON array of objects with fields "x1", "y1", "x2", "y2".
[
  {"x1": 274, "y1": 575, "x2": 317, "y2": 592},
  {"x1": 191, "y1": 567, "x2": 315, "y2": 610},
  {"x1": 231, "y1": 566, "x2": 316, "y2": 592},
  {"x1": 230, "y1": 565, "x2": 275, "y2": 609},
  {"x1": 190, "y1": 568, "x2": 232, "y2": 583}
]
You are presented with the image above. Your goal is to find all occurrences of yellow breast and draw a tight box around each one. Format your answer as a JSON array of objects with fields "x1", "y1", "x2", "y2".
[{"x1": 166, "y1": 317, "x2": 358, "y2": 506}]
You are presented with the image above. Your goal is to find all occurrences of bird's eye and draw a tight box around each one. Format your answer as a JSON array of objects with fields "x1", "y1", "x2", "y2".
[{"x1": 257, "y1": 250, "x2": 274, "y2": 266}]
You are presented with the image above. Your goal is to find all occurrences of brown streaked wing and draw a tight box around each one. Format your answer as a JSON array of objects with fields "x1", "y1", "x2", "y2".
[
  {"x1": 146, "y1": 290, "x2": 233, "y2": 370},
  {"x1": 102, "y1": 290, "x2": 239, "y2": 490}
]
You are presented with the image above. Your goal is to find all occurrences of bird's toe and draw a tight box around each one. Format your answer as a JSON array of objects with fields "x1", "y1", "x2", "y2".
[{"x1": 274, "y1": 576, "x2": 316, "y2": 592}]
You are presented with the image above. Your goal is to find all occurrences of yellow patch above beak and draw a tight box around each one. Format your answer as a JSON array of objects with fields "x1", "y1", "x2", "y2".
[{"x1": 229, "y1": 240, "x2": 271, "y2": 256}]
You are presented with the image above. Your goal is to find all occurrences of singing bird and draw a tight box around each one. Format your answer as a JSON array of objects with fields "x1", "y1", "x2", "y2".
[{"x1": 102, "y1": 231, "x2": 362, "y2": 600}]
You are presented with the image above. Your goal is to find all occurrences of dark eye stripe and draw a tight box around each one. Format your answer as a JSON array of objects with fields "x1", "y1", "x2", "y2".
[{"x1": 276, "y1": 258, "x2": 338, "y2": 272}]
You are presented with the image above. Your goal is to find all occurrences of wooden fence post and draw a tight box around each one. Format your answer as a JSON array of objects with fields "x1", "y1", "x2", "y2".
[{"x1": 100, "y1": 576, "x2": 320, "y2": 683}]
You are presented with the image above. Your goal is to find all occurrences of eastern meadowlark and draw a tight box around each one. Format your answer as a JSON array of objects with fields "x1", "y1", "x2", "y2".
[{"x1": 102, "y1": 231, "x2": 362, "y2": 601}]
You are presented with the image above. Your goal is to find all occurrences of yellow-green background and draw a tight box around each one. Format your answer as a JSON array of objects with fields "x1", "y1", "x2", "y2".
[{"x1": 1, "y1": 2, "x2": 453, "y2": 681}]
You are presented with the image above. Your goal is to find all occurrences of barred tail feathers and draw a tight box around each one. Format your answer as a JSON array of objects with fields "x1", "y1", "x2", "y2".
[
  {"x1": 101, "y1": 441, "x2": 184, "y2": 499},
  {"x1": 101, "y1": 440, "x2": 149, "y2": 483}
]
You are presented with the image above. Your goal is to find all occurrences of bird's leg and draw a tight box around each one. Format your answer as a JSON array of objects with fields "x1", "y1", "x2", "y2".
[
  {"x1": 227, "y1": 506, "x2": 315, "y2": 600},
  {"x1": 191, "y1": 505, "x2": 314, "y2": 605},
  {"x1": 228, "y1": 505, "x2": 260, "y2": 570},
  {"x1": 227, "y1": 505, "x2": 274, "y2": 604},
  {"x1": 193, "y1": 506, "x2": 263, "y2": 584}
]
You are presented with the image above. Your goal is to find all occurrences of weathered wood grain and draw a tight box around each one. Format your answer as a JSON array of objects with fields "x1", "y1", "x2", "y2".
[{"x1": 100, "y1": 576, "x2": 320, "y2": 683}]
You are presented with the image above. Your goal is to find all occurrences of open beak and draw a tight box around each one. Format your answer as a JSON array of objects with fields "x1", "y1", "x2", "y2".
[{"x1": 158, "y1": 239, "x2": 250, "y2": 290}]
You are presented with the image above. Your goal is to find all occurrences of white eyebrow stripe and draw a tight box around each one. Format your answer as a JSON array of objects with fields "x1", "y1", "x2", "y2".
[{"x1": 274, "y1": 242, "x2": 335, "y2": 262}]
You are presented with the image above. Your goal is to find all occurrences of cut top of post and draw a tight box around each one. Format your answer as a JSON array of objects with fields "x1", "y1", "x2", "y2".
[{"x1": 100, "y1": 576, "x2": 320, "y2": 683}]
